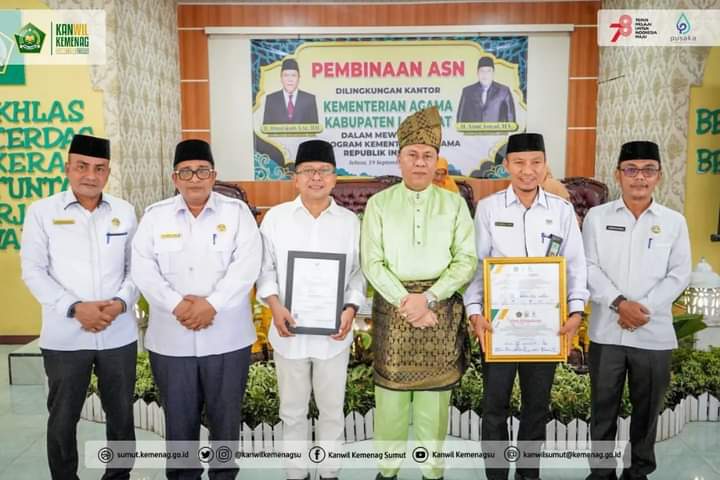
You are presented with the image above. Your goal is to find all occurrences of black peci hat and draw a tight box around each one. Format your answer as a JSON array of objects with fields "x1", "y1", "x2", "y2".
[
  {"x1": 618, "y1": 141, "x2": 660, "y2": 165},
  {"x1": 68, "y1": 134, "x2": 110, "y2": 159},
  {"x1": 281, "y1": 58, "x2": 299, "y2": 72},
  {"x1": 477, "y1": 56, "x2": 495, "y2": 69},
  {"x1": 506, "y1": 133, "x2": 545, "y2": 154},
  {"x1": 295, "y1": 139, "x2": 336, "y2": 167},
  {"x1": 174, "y1": 139, "x2": 214, "y2": 166}
]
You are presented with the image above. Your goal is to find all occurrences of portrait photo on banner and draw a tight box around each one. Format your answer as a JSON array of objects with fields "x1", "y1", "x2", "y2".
[{"x1": 250, "y1": 36, "x2": 528, "y2": 180}]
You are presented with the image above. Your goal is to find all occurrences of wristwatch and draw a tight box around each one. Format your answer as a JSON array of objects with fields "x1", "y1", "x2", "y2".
[
  {"x1": 112, "y1": 297, "x2": 128, "y2": 313},
  {"x1": 342, "y1": 303, "x2": 359, "y2": 314},
  {"x1": 423, "y1": 291, "x2": 439, "y2": 312},
  {"x1": 67, "y1": 301, "x2": 81, "y2": 318},
  {"x1": 609, "y1": 295, "x2": 627, "y2": 313}
]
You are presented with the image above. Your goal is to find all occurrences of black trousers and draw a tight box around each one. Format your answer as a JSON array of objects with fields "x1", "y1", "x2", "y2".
[
  {"x1": 149, "y1": 347, "x2": 251, "y2": 480},
  {"x1": 481, "y1": 360, "x2": 557, "y2": 480},
  {"x1": 42, "y1": 342, "x2": 137, "y2": 480},
  {"x1": 586, "y1": 342, "x2": 671, "y2": 480}
]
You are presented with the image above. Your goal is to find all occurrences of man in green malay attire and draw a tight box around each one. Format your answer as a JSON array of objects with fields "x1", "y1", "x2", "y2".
[{"x1": 361, "y1": 106, "x2": 478, "y2": 480}]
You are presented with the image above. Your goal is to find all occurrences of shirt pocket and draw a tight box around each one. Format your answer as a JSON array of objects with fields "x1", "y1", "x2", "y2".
[
  {"x1": 597, "y1": 226, "x2": 627, "y2": 266},
  {"x1": 153, "y1": 236, "x2": 183, "y2": 275},
  {"x1": 537, "y1": 228, "x2": 565, "y2": 256},
  {"x1": 491, "y1": 222, "x2": 520, "y2": 257},
  {"x1": 646, "y1": 242, "x2": 672, "y2": 279},
  {"x1": 105, "y1": 231, "x2": 129, "y2": 249},
  {"x1": 209, "y1": 231, "x2": 234, "y2": 272},
  {"x1": 104, "y1": 231, "x2": 129, "y2": 271},
  {"x1": 49, "y1": 221, "x2": 85, "y2": 261}
]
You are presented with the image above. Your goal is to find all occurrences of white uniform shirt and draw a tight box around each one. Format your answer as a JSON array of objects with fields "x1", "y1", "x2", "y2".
[
  {"x1": 131, "y1": 192, "x2": 262, "y2": 357},
  {"x1": 463, "y1": 186, "x2": 589, "y2": 315},
  {"x1": 582, "y1": 199, "x2": 691, "y2": 350},
  {"x1": 20, "y1": 190, "x2": 139, "y2": 351},
  {"x1": 257, "y1": 196, "x2": 366, "y2": 360}
]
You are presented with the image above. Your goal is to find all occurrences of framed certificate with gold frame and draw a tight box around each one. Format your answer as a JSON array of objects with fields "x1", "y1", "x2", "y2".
[{"x1": 483, "y1": 257, "x2": 568, "y2": 362}]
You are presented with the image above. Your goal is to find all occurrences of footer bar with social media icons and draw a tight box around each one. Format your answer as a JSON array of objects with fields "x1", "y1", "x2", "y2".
[{"x1": 85, "y1": 440, "x2": 629, "y2": 470}]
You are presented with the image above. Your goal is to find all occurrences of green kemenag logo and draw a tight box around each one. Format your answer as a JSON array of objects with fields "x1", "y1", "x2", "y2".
[{"x1": 14, "y1": 22, "x2": 45, "y2": 54}]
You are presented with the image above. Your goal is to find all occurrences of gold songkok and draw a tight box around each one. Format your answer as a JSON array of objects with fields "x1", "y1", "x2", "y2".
[{"x1": 396, "y1": 106, "x2": 442, "y2": 150}]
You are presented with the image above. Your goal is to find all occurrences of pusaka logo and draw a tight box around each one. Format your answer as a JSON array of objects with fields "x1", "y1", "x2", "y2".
[
  {"x1": 671, "y1": 12, "x2": 696, "y2": 42},
  {"x1": 14, "y1": 22, "x2": 45, "y2": 54}
]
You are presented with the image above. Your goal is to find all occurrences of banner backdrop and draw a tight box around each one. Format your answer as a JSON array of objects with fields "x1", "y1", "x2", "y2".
[
  {"x1": 685, "y1": 46, "x2": 720, "y2": 269},
  {"x1": 251, "y1": 36, "x2": 528, "y2": 180},
  {"x1": 0, "y1": 4, "x2": 106, "y2": 337}
]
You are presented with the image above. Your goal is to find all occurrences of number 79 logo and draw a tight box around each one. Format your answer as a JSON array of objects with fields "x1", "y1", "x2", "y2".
[{"x1": 610, "y1": 14, "x2": 633, "y2": 42}]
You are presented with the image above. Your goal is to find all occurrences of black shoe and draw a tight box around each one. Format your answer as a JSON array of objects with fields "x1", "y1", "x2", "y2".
[
  {"x1": 375, "y1": 474, "x2": 397, "y2": 480},
  {"x1": 320, "y1": 477, "x2": 339, "y2": 480},
  {"x1": 422, "y1": 477, "x2": 444, "y2": 480},
  {"x1": 586, "y1": 472, "x2": 618, "y2": 480},
  {"x1": 619, "y1": 474, "x2": 648, "y2": 480},
  {"x1": 288, "y1": 475, "x2": 310, "y2": 480},
  {"x1": 515, "y1": 473, "x2": 541, "y2": 480}
]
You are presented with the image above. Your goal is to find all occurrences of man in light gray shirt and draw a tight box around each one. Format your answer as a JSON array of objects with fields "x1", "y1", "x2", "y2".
[
  {"x1": 582, "y1": 140, "x2": 691, "y2": 480},
  {"x1": 21, "y1": 134, "x2": 138, "y2": 480}
]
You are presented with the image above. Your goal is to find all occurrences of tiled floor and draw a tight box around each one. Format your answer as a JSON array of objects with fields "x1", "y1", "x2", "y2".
[{"x1": 2, "y1": 345, "x2": 719, "y2": 480}]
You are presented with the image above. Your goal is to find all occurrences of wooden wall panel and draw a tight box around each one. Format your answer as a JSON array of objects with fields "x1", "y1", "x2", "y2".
[
  {"x1": 234, "y1": 180, "x2": 297, "y2": 208},
  {"x1": 0, "y1": 335, "x2": 38, "y2": 344},
  {"x1": 182, "y1": 131, "x2": 210, "y2": 143},
  {"x1": 177, "y1": 3, "x2": 600, "y2": 28},
  {"x1": 569, "y1": 27, "x2": 599, "y2": 78},
  {"x1": 180, "y1": 82, "x2": 210, "y2": 130},
  {"x1": 179, "y1": 30, "x2": 208, "y2": 80},
  {"x1": 230, "y1": 178, "x2": 510, "y2": 212},
  {"x1": 466, "y1": 178, "x2": 510, "y2": 203},
  {"x1": 568, "y1": 79, "x2": 598, "y2": 128},
  {"x1": 565, "y1": 129, "x2": 596, "y2": 177}
]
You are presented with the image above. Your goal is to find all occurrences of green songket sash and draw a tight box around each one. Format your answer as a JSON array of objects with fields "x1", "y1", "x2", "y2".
[{"x1": 372, "y1": 279, "x2": 469, "y2": 391}]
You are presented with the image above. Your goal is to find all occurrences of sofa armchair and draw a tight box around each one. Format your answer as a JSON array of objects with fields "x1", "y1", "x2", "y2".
[
  {"x1": 330, "y1": 175, "x2": 477, "y2": 217},
  {"x1": 213, "y1": 180, "x2": 259, "y2": 218},
  {"x1": 330, "y1": 175, "x2": 609, "y2": 223},
  {"x1": 560, "y1": 176, "x2": 609, "y2": 226}
]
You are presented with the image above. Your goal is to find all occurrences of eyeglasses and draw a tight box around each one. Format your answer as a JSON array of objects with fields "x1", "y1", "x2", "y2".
[
  {"x1": 618, "y1": 166, "x2": 660, "y2": 178},
  {"x1": 402, "y1": 152, "x2": 436, "y2": 164},
  {"x1": 174, "y1": 168, "x2": 214, "y2": 181},
  {"x1": 294, "y1": 167, "x2": 336, "y2": 178}
]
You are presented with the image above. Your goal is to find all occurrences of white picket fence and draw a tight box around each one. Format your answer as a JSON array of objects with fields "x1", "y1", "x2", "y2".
[{"x1": 80, "y1": 392, "x2": 720, "y2": 450}]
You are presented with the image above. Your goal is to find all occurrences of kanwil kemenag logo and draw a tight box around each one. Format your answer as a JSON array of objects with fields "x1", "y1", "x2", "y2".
[
  {"x1": 14, "y1": 22, "x2": 45, "y2": 53},
  {"x1": 55, "y1": 23, "x2": 90, "y2": 54}
]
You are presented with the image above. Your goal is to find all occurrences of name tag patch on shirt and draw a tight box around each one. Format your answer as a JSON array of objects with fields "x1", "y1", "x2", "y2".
[
  {"x1": 52, "y1": 218, "x2": 75, "y2": 225},
  {"x1": 606, "y1": 225, "x2": 626, "y2": 232},
  {"x1": 160, "y1": 232, "x2": 181, "y2": 239},
  {"x1": 495, "y1": 221, "x2": 514, "y2": 228}
]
